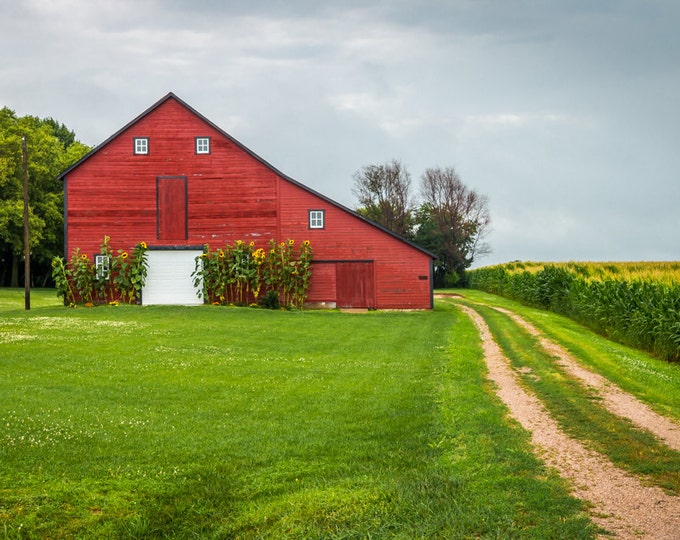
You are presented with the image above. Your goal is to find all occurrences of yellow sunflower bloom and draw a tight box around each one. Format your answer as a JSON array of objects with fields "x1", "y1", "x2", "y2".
[
  {"x1": 303, "y1": 240, "x2": 311, "y2": 246},
  {"x1": 288, "y1": 239, "x2": 295, "y2": 246},
  {"x1": 139, "y1": 241, "x2": 148, "y2": 249},
  {"x1": 81, "y1": 254, "x2": 88, "y2": 260},
  {"x1": 121, "y1": 252, "x2": 129, "y2": 259}
]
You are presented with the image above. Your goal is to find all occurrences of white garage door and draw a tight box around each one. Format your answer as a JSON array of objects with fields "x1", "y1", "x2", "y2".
[{"x1": 142, "y1": 250, "x2": 203, "y2": 306}]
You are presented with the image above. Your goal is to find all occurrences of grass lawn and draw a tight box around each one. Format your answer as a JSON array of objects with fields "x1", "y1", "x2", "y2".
[{"x1": 0, "y1": 289, "x2": 596, "y2": 538}]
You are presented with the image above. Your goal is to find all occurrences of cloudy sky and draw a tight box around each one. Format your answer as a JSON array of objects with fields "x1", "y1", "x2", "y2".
[{"x1": 2, "y1": 0, "x2": 678, "y2": 266}]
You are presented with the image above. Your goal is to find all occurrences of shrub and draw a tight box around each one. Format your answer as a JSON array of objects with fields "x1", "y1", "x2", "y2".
[
  {"x1": 51, "y1": 237, "x2": 148, "y2": 306},
  {"x1": 193, "y1": 239, "x2": 313, "y2": 309}
]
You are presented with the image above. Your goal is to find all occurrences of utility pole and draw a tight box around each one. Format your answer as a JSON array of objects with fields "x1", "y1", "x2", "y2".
[{"x1": 22, "y1": 136, "x2": 30, "y2": 310}]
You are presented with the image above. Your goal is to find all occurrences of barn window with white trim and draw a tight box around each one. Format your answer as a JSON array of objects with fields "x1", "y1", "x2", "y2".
[{"x1": 309, "y1": 209, "x2": 325, "y2": 229}]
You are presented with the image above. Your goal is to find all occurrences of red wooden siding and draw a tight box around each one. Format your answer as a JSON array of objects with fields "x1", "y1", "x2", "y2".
[
  {"x1": 65, "y1": 98, "x2": 279, "y2": 255},
  {"x1": 307, "y1": 262, "x2": 337, "y2": 304},
  {"x1": 278, "y1": 179, "x2": 432, "y2": 309},
  {"x1": 63, "y1": 94, "x2": 433, "y2": 309}
]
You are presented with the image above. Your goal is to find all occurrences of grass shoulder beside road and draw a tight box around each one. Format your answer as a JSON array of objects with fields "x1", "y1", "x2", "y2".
[{"x1": 1, "y1": 289, "x2": 595, "y2": 538}]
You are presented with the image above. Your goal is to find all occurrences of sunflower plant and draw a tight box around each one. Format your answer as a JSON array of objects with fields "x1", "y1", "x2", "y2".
[
  {"x1": 51, "y1": 256, "x2": 75, "y2": 306},
  {"x1": 52, "y1": 237, "x2": 149, "y2": 306},
  {"x1": 195, "y1": 238, "x2": 313, "y2": 308},
  {"x1": 94, "y1": 235, "x2": 114, "y2": 303},
  {"x1": 71, "y1": 249, "x2": 94, "y2": 305},
  {"x1": 292, "y1": 240, "x2": 313, "y2": 309},
  {"x1": 127, "y1": 242, "x2": 149, "y2": 303}
]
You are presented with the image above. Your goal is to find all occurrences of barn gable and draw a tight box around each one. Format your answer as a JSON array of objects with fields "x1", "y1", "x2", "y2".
[{"x1": 60, "y1": 93, "x2": 434, "y2": 309}]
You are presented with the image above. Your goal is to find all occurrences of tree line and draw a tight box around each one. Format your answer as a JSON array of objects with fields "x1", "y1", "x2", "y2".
[
  {"x1": 0, "y1": 107, "x2": 90, "y2": 286},
  {"x1": 352, "y1": 159, "x2": 491, "y2": 287}
]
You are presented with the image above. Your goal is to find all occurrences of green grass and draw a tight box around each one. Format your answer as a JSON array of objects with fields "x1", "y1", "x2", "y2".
[
  {"x1": 448, "y1": 289, "x2": 680, "y2": 494},
  {"x1": 0, "y1": 288, "x2": 63, "y2": 310},
  {"x1": 0, "y1": 289, "x2": 597, "y2": 538}
]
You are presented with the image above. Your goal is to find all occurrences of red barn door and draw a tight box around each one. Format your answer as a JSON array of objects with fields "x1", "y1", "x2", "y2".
[
  {"x1": 336, "y1": 261, "x2": 375, "y2": 308},
  {"x1": 157, "y1": 176, "x2": 187, "y2": 241}
]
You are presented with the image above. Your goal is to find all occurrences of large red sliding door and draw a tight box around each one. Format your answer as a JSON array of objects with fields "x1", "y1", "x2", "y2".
[
  {"x1": 336, "y1": 261, "x2": 375, "y2": 308},
  {"x1": 157, "y1": 176, "x2": 187, "y2": 241}
]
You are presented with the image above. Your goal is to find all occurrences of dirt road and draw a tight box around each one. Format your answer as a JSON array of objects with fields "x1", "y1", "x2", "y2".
[{"x1": 458, "y1": 304, "x2": 680, "y2": 539}]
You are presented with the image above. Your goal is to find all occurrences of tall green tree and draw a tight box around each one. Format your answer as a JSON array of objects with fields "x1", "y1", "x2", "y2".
[
  {"x1": 351, "y1": 159, "x2": 414, "y2": 237},
  {"x1": 414, "y1": 166, "x2": 491, "y2": 287},
  {"x1": 352, "y1": 160, "x2": 491, "y2": 286},
  {"x1": 0, "y1": 107, "x2": 90, "y2": 286}
]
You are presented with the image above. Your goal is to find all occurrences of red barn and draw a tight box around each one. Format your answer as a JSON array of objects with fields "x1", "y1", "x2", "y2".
[{"x1": 59, "y1": 93, "x2": 434, "y2": 309}]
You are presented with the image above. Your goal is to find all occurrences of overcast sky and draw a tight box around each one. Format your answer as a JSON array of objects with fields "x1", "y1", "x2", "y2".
[{"x1": 2, "y1": 0, "x2": 678, "y2": 266}]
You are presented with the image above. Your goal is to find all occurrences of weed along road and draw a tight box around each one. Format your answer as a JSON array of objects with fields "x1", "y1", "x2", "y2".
[{"x1": 451, "y1": 293, "x2": 680, "y2": 540}]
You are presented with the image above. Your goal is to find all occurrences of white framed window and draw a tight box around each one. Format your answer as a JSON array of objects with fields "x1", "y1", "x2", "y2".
[
  {"x1": 134, "y1": 137, "x2": 149, "y2": 155},
  {"x1": 195, "y1": 137, "x2": 211, "y2": 154},
  {"x1": 95, "y1": 255, "x2": 110, "y2": 280},
  {"x1": 309, "y1": 209, "x2": 325, "y2": 229}
]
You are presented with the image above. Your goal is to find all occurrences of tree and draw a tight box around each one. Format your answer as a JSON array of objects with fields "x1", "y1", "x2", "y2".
[
  {"x1": 351, "y1": 159, "x2": 413, "y2": 237},
  {"x1": 0, "y1": 107, "x2": 90, "y2": 286},
  {"x1": 414, "y1": 166, "x2": 491, "y2": 287}
]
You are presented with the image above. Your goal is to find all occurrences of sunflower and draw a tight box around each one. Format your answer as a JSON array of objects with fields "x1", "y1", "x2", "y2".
[
  {"x1": 249, "y1": 241, "x2": 255, "y2": 247},
  {"x1": 121, "y1": 252, "x2": 129, "y2": 259},
  {"x1": 218, "y1": 249, "x2": 225, "y2": 258},
  {"x1": 288, "y1": 239, "x2": 295, "y2": 246},
  {"x1": 253, "y1": 248, "x2": 266, "y2": 264},
  {"x1": 81, "y1": 254, "x2": 88, "y2": 260},
  {"x1": 139, "y1": 241, "x2": 148, "y2": 249},
  {"x1": 303, "y1": 240, "x2": 311, "y2": 247}
]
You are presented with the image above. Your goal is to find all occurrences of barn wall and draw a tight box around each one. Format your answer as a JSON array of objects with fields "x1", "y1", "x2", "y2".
[
  {"x1": 278, "y1": 180, "x2": 432, "y2": 309},
  {"x1": 64, "y1": 95, "x2": 433, "y2": 309},
  {"x1": 65, "y1": 98, "x2": 279, "y2": 256},
  {"x1": 307, "y1": 262, "x2": 337, "y2": 306}
]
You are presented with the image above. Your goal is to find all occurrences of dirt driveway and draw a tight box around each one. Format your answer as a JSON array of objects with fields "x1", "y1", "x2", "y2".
[{"x1": 458, "y1": 304, "x2": 680, "y2": 539}]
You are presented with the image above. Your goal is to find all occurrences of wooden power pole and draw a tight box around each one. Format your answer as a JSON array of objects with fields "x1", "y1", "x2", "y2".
[{"x1": 22, "y1": 136, "x2": 30, "y2": 310}]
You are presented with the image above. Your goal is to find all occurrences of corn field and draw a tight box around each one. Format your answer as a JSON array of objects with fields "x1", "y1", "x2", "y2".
[{"x1": 467, "y1": 261, "x2": 680, "y2": 362}]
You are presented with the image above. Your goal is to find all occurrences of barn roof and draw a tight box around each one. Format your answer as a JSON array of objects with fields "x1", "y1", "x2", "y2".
[{"x1": 58, "y1": 92, "x2": 435, "y2": 259}]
